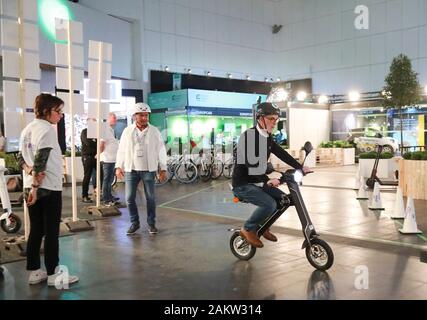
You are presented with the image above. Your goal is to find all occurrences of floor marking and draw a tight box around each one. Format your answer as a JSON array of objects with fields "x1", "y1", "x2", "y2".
[{"x1": 158, "y1": 181, "x2": 228, "y2": 207}]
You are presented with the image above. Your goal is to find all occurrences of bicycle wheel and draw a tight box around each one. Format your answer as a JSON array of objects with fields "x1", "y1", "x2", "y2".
[
  {"x1": 211, "y1": 159, "x2": 223, "y2": 180},
  {"x1": 175, "y1": 161, "x2": 198, "y2": 183},
  {"x1": 198, "y1": 163, "x2": 211, "y2": 182},
  {"x1": 223, "y1": 160, "x2": 234, "y2": 179}
]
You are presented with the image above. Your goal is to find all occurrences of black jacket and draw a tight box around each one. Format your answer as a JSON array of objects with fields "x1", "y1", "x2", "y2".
[
  {"x1": 232, "y1": 127, "x2": 302, "y2": 187},
  {"x1": 80, "y1": 128, "x2": 97, "y2": 157}
]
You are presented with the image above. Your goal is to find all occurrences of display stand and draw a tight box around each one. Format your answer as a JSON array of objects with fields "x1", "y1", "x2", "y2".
[
  {"x1": 55, "y1": 18, "x2": 93, "y2": 232},
  {"x1": 86, "y1": 40, "x2": 120, "y2": 217}
]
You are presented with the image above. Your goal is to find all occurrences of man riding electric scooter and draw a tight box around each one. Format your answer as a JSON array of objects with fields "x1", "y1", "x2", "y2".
[{"x1": 231, "y1": 102, "x2": 311, "y2": 248}]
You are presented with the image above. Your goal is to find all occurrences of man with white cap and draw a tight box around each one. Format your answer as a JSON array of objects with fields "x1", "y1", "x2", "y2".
[{"x1": 115, "y1": 102, "x2": 168, "y2": 235}]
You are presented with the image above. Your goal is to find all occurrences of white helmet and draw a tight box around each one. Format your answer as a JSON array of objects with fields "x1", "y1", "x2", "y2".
[{"x1": 131, "y1": 102, "x2": 151, "y2": 114}]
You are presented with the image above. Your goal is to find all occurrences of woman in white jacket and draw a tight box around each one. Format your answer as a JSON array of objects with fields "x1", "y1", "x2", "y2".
[{"x1": 115, "y1": 103, "x2": 167, "y2": 235}]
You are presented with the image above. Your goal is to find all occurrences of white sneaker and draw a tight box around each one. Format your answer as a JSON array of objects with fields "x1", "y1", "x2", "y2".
[
  {"x1": 28, "y1": 269, "x2": 48, "y2": 285},
  {"x1": 47, "y1": 270, "x2": 79, "y2": 287}
]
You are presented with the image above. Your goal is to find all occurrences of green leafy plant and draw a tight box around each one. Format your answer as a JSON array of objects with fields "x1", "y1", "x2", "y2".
[
  {"x1": 359, "y1": 151, "x2": 394, "y2": 159},
  {"x1": 402, "y1": 151, "x2": 427, "y2": 160},
  {"x1": 382, "y1": 54, "x2": 422, "y2": 152},
  {"x1": 319, "y1": 140, "x2": 354, "y2": 148},
  {"x1": 0, "y1": 152, "x2": 20, "y2": 173}
]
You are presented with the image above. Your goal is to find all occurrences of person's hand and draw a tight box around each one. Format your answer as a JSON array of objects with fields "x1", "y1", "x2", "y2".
[
  {"x1": 267, "y1": 178, "x2": 281, "y2": 187},
  {"x1": 302, "y1": 166, "x2": 313, "y2": 175},
  {"x1": 35, "y1": 172, "x2": 45, "y2": 184},
  {"x1": 26, "y1": 187, "x2": 37, "y2": 207},
  {"x1": 115, "y1": 167, "x2": 124, "y2": 180},
  {"x1": 159, "y1": 170, "x2": 167, "y2": 183}
]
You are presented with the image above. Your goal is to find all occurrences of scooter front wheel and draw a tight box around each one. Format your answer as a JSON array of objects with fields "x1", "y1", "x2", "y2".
[
  {"x1": 230, "y1": 231, "x2": 256, "y2": 260},
  {"x1": 1, "y1": 213, "x2": 22, "y2": 234},
  {"x1": 305, "y1": 238, "x2": 334, "y2": 271}
]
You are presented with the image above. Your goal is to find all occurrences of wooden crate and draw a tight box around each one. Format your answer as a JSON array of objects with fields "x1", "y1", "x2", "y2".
[{"x1": 399, "y1": 159, "x2": 427, "y2": 200}]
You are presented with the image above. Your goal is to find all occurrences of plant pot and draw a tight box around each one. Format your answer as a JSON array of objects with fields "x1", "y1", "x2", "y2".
[
  {"x1": 342, "y1": 148, "x2": 355, "y2": 165},
  {"x1": 358, "y1": 158, "x2": 399, "y2": 178}
]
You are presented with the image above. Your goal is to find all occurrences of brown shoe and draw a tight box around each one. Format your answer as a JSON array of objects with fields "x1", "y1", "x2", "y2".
[
  {"x1": 263, "y1": 229, "x2": 278, "y2": 242},
  {"x1": 239, "y1": 229, "x2": 264, "y2": 248}
]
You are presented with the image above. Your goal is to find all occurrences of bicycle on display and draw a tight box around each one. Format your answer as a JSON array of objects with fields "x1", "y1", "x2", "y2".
[
  {"x1": 193, "y1": 148, "x2": 223, "y2": 182},
  {"x1": 155, "y1": 152, "x2": 198, "y2": 186},
  {"x1": 229, "y1": 141, "x2": 334, "y2": 271}
]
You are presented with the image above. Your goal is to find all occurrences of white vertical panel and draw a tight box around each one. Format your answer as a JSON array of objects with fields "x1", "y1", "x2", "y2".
[
  {"x1": 23, "y1": 22, "x2": 38, "y2": 51},
  {"x1": 23, "y1": 51, "x2": 40, "y2": 80},
  {"x1": 2, "y1": 49, "x2": 19, "y2": 78},
  {"x1": 23, "y1": 0, "x2": 37, "y2": 21},
  {"x1": 87, "y1": 120, "x2": 108, "y2": 139},
  {"x1": 56, "y1": 92, "x2": 85, "y2": 115},
  {"x1": 70, "y1": 20, "x2": 83, "y2": 44},
  {"x1": 0, "y1": 0, "x2": 18, "y2": 17},
  {"x1": 1, "y1": 19, "x2": 18, "y2": 48},
  {"x1": 4, "y1": 111, "x2": 22, "y2": 138},
  {"x1": 89, "y1": 61, "x2": 112, "y2": 83},
  {"x1": 55, "y1": 43, "x2": 84, "y2": 67},
  {"x1": 88, "y1": 81, "x2": 110, "y2": 100},
  {"x1": 55, "y1": 67, "x2": 84, "y2": 91},
  {"x1": 88, "y1": 40, "x2": 112, "y2": 62},
  {"x1": 88, "y1": 102, "x2": 109, "y2": 119},
  {"x1": 3, "y1": 81, "x2": 20, "y2": 110}
]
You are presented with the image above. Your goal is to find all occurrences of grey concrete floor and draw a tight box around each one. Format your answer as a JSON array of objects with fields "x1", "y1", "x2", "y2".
[{"x1": 1, "y1": 165, "x2": 427, "y2": 300}]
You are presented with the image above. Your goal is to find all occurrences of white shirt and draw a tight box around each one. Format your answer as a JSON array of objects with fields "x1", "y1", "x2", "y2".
[
  {"x1": 20, "y1": 119, "x2": 63, "y2": 191},
  {"x1": 100, "y1": 126, "x2": 119, "y2": 163},
  {"x1": 116, "y1": 124, "x2": 167, "y2": 173},
  {"x1": 132, "y1": 127, "x2": 149, "y2": 171}
]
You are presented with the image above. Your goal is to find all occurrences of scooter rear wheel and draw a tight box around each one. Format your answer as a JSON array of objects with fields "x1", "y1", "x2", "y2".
[
  {"x1": 305, "y1": 238, "x2": 334, "y2": 271},
  {"x1": 230, "y1": 231, "x2": 256, "y2": 260},
  {"x1": 1, "y1": 213, "x2": 22, "y2": 234}
]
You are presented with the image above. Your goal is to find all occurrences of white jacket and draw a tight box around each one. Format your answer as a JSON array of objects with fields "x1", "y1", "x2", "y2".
[{"x1": 115, "y1": 124, "x2": 167, "y2": 172}]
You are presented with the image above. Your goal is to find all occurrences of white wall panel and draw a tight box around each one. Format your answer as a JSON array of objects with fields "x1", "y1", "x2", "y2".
[
  {"x1": 161, "y1": 33, "x2": 176, "y2": 65},
  {"x1": 190, "y1": 8, "x2": 204, "y2": 38},
  {"x1": 160, "y1": 2, "x2": 176, "y2": 34},
  {"x1": 145, "y1": 31, "x2": 161, "y2": 62},
  {"x1": 144, "y1": 0, "x2": 160, "y2": 31},
  {"x1": 402, "y1": 29, "x2": 419, "y2": 60},
  {"x1": 175, "y1": 5, "x2": 190, "y2": 36}
]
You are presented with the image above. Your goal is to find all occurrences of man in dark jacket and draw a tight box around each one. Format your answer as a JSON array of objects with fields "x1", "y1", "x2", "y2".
[
  {"x1": 232, "y1": 102, "x2": 311, "y2": 248},
  {"x1": 81, "y1": 128, "x2": 97, "y2": 203}
]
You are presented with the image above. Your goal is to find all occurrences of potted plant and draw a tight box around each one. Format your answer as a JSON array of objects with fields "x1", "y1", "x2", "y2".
[
  {"x1": 358, "y1": 151, "x2": 396, "y2": 179},
  {"x1": 399, "y1": 151, "x2": 427, "y2": 200}
]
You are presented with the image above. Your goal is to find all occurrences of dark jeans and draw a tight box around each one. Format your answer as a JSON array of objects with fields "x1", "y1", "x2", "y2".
[
  {"x1": 101, "y1": 162, "x2": 115, "y2": 202},
  {"x1": 125, "y1": 171, "x2": 156, "y2": 226},
  {"x1": 26, "y1": 190, "x2": 62, "y2": 276},
  {"x1": 82, "y1": 155, "x2": 96, "y2": 197},
  {"x1": 233, "y1": 184, "x2": 284, "y2": 232}
]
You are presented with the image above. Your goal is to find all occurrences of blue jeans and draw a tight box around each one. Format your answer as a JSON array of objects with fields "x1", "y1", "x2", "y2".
[
  {"x1": 233, "y1": 184, "x2": 284, "y2": 232},
  {"x1": 102, "y1": 162, "x2": 115, "y2": 202},
  {"x1": 125, "y1": 171, "x2": 156, "y2": 226}
]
